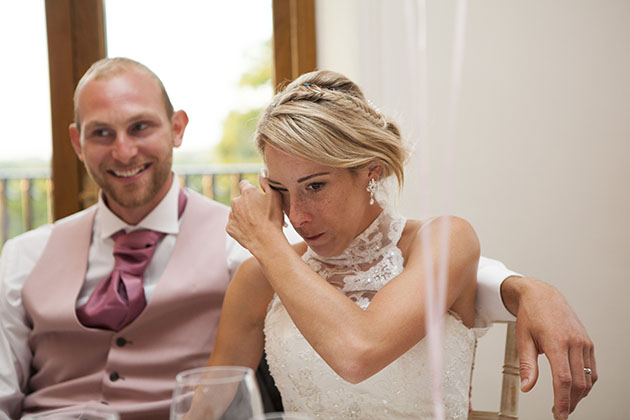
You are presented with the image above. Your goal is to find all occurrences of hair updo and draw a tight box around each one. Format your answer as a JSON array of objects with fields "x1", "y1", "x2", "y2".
[{"x1": 254, "y1": 70, "x2": 409, "y2": 187}]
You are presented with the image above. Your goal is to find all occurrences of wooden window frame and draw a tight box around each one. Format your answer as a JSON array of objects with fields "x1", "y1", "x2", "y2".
[
  {"x1": 272, "y1": 0, "x2": 317, "y2": 92},
  {"x1": 45, "y1": 0, "x2": 315, "y2": 220},
  {"x1": 45, "y1": 0, "x2": 105, "y2": 220}
]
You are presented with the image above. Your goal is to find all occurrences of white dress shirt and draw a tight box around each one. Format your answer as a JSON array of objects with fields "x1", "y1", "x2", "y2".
[{"x1": 0, "y1": 178, "x2": 517, "y2": 419}]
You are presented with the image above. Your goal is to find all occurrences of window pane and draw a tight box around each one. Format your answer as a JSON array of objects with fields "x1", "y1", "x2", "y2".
[
  {"x1": 104, "y1": 0, "x2": 273, "y2": 167},
  {"x1": 0, "y1": 1, "x2": 51, "y2": 163},
  {"x1": 0, "y1": 0, "x2": 52, "y2": 247}
]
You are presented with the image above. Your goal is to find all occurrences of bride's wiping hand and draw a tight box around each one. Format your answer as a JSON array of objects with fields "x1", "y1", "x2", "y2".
[{"x1": 227, "y1": 177, "x2": 287, "y2": 254}]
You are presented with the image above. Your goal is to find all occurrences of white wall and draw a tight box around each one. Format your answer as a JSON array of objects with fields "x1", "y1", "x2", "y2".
[{"x1": 316, "y1": 1, "x2": 630, "y2": 419}]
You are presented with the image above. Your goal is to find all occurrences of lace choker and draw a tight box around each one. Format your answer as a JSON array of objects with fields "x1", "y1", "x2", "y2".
[
  {"x1": 302, "y1": 210, "x2": 407, "y2": 308},
  {"x1": 304, "y1": 210, "x2": 406, "y2": 266}
]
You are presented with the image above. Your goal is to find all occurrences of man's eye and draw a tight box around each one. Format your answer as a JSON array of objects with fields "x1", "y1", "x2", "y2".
[
  {"x1": 307, "y1": 182, "x2": 324, "y2": 191},
  {"x1": 91, "y1": 129, "x2": 111, "y2": 137},
  {"x1": 132, "y1": 122, "x2": 149, "y2": 131}
]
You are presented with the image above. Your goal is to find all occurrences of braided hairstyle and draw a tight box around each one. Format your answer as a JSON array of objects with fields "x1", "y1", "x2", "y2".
[{"x1": 255, "y1": 70, "x2": 409, "y2": 187}]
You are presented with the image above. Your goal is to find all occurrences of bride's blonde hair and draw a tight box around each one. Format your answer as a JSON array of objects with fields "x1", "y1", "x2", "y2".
[{"x1": 255, "y1": 70, "x2": 409, "y2": 187}]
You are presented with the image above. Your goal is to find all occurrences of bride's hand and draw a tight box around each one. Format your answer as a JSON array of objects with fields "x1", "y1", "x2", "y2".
[{"x1": 227, "y1": 177, "x2": 286, "y2": 254}]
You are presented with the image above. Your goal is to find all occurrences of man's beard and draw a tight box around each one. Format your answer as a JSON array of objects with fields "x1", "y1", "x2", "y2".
[{"x1": 88, "y1": 152, "x2": 173, "y2": 209}]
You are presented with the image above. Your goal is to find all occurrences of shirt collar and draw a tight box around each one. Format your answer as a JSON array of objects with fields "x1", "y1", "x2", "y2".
[{"x1": 97, "y1": 176, "x2": 183, "y2": 239}]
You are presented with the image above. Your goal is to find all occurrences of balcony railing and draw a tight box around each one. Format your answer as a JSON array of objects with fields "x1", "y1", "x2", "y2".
[{"x1": 0, "y1": 163, "x2": 263, "y2": 249}]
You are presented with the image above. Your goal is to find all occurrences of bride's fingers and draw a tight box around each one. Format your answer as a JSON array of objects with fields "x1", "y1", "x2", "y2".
[
  {"x1": 237, "y1": 175, "x2": 284, "y2": 228},
  {"x1": 265, "y1": 186, "x2": 284, "y2": 224},
  {"x1": 269, "y1": 190, "x2": 283, "y2": 215},
  {"x1": 238, "y1": 179, "x2": 256, "y2": 193},
  {"x1": 258, "y1": 169, "x2": 269, "y2": 193},
  {"x1": 257, "y1": 175, "x2": 285, "y2": 227},
  {"x1": 257, "y1": 173, "x2": 281, "y2": 208}
]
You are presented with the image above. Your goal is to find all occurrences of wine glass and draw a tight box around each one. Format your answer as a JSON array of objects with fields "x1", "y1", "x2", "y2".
[
  {"x1": 170, "y1": 366, "x2": 264, "y2": 420},
  {"x1": 21, "y1": 404, "x2": 120, "y2": 419}
]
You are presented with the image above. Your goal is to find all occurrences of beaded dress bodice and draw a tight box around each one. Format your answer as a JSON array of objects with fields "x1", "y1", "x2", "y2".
[{"x1": 264, "y1": 210, "x2": 487, "y2": 419}]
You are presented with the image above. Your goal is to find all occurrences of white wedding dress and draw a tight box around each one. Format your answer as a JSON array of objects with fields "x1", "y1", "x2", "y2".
[{"x1": 264, "y1": 210, "x2": 488, "y2": 419}]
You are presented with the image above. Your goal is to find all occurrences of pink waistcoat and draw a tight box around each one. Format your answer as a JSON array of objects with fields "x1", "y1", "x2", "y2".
[{"x1": 21, "y1": 190, "x2": 230, "y2": 420}]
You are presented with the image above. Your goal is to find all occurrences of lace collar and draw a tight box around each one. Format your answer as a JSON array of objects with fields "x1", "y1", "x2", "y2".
[{"x1": 303, "y1": 210, "x2": 407, "y2": 267}]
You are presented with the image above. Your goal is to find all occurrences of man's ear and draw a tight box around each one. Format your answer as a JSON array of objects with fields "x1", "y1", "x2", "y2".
[
  {"x1": 69, "y1": 123, "x2": 84, "y2": 162},
  {"x1": 171, "y1": 110, "x2": 189, "y2": 148}
]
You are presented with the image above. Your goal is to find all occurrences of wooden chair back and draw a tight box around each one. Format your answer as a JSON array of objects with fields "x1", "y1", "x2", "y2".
[{"x1": 469, "y1": 321, "x2": 520, "y2": 420}]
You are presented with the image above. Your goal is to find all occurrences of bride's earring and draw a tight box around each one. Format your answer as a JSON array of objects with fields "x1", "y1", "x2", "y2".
[{"x1": 366, "y1": 179, "x2": 377, "y2": 205}]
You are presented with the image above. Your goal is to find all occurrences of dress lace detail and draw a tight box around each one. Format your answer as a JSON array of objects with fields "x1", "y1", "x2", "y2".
[
  {"x1": 264, "y1": 210, "x2": 487, "y2": 419},
  {"x1": 301, "y1": 210, "x2": 405, "y2": 309}
]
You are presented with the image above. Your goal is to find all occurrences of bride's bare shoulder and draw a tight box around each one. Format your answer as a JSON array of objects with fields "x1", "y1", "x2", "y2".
[
  {"x1": 399, "y1": 217, "x2": 476, "y2": 259},
  {"x1": 398, "y1": 219, "x2": 423, "y2": 260}
]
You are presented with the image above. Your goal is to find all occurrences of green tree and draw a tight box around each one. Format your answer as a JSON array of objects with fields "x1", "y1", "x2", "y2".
[{"x1": 214, "y1": 108, "x2": 263, "y2": 163}]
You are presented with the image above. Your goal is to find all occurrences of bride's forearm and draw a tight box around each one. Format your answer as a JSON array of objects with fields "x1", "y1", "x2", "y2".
[
  {"x1": 253, "y1": 237, "x2": 388, "y2": 382},
  {"x1": 207, "y1": 259, "x2": 271, "y2": 370}
]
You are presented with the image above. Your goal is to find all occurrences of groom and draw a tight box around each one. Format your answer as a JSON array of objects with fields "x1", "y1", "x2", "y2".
[{"x1": 0, "y1": 57, "x2": 594, "y2": 420}]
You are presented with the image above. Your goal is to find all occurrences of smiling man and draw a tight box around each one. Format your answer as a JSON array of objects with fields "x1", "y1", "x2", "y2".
[
  {"x1": 0, "y1": 58, "x2": 252, "y2": 419},
  {"x1": 69, "y1": 61, "x2": 186, "y2": 224}
]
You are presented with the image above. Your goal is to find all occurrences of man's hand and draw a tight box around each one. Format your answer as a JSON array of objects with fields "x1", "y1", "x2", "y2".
[{"x1": 501, "y1": 276, "x2": 596, "y2": 419}]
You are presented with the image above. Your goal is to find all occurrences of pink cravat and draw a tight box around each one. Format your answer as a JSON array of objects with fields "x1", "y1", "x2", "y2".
[{"x1": 76, "y1": 190, "x2": 187, "y2": 331}]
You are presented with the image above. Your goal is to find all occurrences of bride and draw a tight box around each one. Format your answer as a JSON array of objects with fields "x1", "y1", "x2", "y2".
[{"x1": 208, "y1": 70, "x2": 486, "y2": 419}]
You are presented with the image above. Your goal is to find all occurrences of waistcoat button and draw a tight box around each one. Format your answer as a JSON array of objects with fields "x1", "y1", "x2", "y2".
[
  {"x1": 109, "y1": 371, "x2": 120, "y2": 382},
  {"x1": 116, "y1": 337, "x2": 127, "y2": 347}
]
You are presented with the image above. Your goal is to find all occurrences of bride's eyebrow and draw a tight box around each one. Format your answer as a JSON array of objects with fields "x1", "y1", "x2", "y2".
[
  {"x1": 297, "y1": 172, "x2": 330, "y2": 183},
  {"x1": 267, "y1": 171, "x2": 330, "y2": 187}
]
